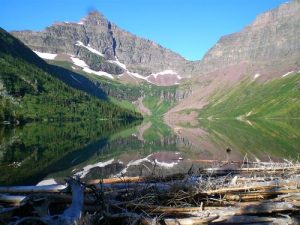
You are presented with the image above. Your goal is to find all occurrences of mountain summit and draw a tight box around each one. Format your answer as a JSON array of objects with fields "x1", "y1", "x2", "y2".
[
  {"x1": 80, "y1": 11, "x2": 108, "y2": 26},
  {"x1": 12, "y1": 11, "x2": 189, "y2": 86}
]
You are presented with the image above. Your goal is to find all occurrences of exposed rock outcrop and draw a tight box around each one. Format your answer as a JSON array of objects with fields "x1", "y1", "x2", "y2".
[
  {"x1": 193, "y1": 0, "x2": 300, "y2": 77},
  {"x1": 12, "y1": 11, "x2": 189, "y2": 85}
]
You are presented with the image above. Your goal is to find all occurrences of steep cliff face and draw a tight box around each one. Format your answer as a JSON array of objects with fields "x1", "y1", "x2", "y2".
[
  {"x1": 166, "y1": 0, "x2": 300, "y2": 118},
  {"x1": 193, "y1": 0, "x2": 300, "y2": 76},
  {"x1": 110, "y1": 25, "x2": 189, "y2": 75},
  {"x1": 12, "y1": 12, "x2": 189, "y2": 86}
]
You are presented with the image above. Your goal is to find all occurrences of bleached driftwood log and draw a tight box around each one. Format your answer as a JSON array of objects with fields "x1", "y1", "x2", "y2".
[
  {"x1": 12, "y1": 178, "x2": 85, "y2": 225},
  {"x1": 0, "y1": 194, "x2": 27, "y2": 206},
  {"x1": 55, "y1": 178, "x2": 85, "y2": 225},
  {"x1": 0, "y1": 184, "x2": 67, "y2": 194},
  {"x1": 164, "y1": 215, "x2": 219, "y2": 225}
]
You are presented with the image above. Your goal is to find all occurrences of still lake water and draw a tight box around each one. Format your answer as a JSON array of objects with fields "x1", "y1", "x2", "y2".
[{"x1": 0, "y1": 118, "x2": 299, "y2": 185}]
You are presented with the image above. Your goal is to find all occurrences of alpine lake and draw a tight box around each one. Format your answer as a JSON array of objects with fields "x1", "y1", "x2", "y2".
[{"x1": 1, "y1": 118, "x2": 299, "y2": 185}]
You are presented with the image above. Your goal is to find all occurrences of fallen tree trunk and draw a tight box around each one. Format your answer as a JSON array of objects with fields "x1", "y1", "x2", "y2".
[
  {"x1": 58, "y1": 179, "x2": 85, "y2": 225},
  {"x1": 211, "y1": 215, "x2": 293, "y2": 224},
  {"x1": 202, "y1": 165, "x2": 300, "y2": 175},
  {"x1": 0, "y1": 184, "x2": 67, "y2": 194},
  {"x1": 127, "y1": 204, "x2": 204, "y2": 214},
  {"x1": 87, "y1": 176, "x2": 144, "y2": 185},
  {"x1": 206, "y1": 201, "x2": 297, "y2": 222},
  {"x1": 2, "y1": 161, "x2": 300, "y2": 224},
  {"x1": 164, "y1": 215, "x2": 219, "y2": 225},
  {"x1": 0, "y1": 194, "x2": 27, "y2": 206}
]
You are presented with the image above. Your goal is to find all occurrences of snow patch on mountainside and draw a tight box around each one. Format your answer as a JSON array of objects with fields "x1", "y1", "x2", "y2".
[
  {"x1": 151, "y1": 70, "x2": 177, "y2": 78},
  {"x1": 33, "y1": 51, "x2": 57, "y2": 60},
  {"x1": 75, "y1": 159, "x2": 115, "y2": 178},
  {"x1": 253, "y1": 73, "x2": 260, "y2": 80},
  {"x1": 109, "y1": 58, "x2": 181, "y2": 85},
  {"x1": 109, "y1": 58, "x2": 147, "y2": 81},
  {"x1": 108, "y1": 58, "x2": 127, "y2": 70},
  {"x1": 128, "y1": 72, "x2": 148, "y2": 81},
  {"x1": 83, "y1": 67, "x2": 114, "y2": 79},
  {"x1": 71, "y1": 56, "x2": 88, "y2": 67},
  {"x1": 76, "y1": 41, "x2": 104, "y2": 57},
  {"x1": 70, "y1": 56, "x2": 114, "y2": 79},
  {"x1": 77, "y1": 18, "x2": 86, "y2": 25},
  {"x1": 282, "y1": 71, "x2": 294, "y2": 78}
]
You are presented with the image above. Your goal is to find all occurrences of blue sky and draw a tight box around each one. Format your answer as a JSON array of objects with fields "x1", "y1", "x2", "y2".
[{"x1": 1, "y1": 0, "x2": 289, "y2": 60}]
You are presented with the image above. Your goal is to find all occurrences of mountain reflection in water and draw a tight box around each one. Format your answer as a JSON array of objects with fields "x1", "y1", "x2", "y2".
[{"x1": 1, "y1": 118, "x2": 299, "y2": 185}]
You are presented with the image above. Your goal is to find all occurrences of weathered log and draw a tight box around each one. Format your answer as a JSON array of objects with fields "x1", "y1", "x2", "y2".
[
  {"x1": 96, "y1": 182, "x2": 172, "y2": 191},
  {"x1": 203, "y1": 183, "x2": 300, "y2": 195},
  {"x1": 239, "y1": 201, "x2": 297, "y2": 214},
  {"x1": 275, "y1": 193, "x2": 300, "y2": 201},
  {"x1": 0, "y1": 194, "x2": 27, "y2": 206},
  {"x1": 202, "y1": 166, "x2": 300, "y2": 175},
  {"x1": 211, "y1": 215, "x2": 292, "y2": 224},
  {"x1": 87, "y1": 176, "x2": 144, "y2": 185},
  {"x1": 0, "y1": 184, "x2": 67, "y2": 194},
  {"x1": 223, "y1": 189, "x2": 300, "y2": 201},
  {"x1": 203, "y1": 185, "x2": 278, "y2": 195},
  {"x1": 88, "y1": 173, "x2": 186, "y2": 185},
  {"x1": 211, "y1": 202, "x2": 297, "y2": 220},
  {"x1": 164, "y1": 215, "x2": 219, "y2": 225},
  {"x1": 58, "y1": 179, "x2": 85, "y2": 225},
  {"x1": 127, "y1": 204, "x2": 203, "y2": 214}
]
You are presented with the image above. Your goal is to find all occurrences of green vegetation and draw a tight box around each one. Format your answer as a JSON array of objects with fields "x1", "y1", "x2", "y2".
[
  {"x1": 142, "y1": 118, "x2": 172, "y2": 142},
  {"x1": 0, "y1": 120, "x2": 140, "y2": 185},
  {"x1": 143, "y1": 95, "x2": 174, "y2": 117},
  {"x1": 141, "y1": 85, "x2": 178, "y2": 117},
  {"x1": 48, "y1": 59, "x2": 179, "y2": 117},
  {"x1": 0, "y1": 28, "x2": 141, "y2": 123},
  {"x1": 54, "y1": 60, "x2": 143, "y2": 102},
  {"x1": 199, "y1": 75, "x2": 300, "y2": 119},
  {"x1": 109, "y1": 97, "x2": 137, "y2": 112},
  {"x1": 197, "y1": 118, "x2": 300, "y2": 160}
]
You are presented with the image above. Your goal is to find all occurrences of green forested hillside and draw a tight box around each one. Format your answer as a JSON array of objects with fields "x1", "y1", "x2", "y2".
[
  {"x1": 48, "y1": 60, "x2": 180, "y2": 117},
  {"x1": 0, "y1": 28, "x2": 141, "y2": 123},
  {"x1": 199, "y1": 75, "x2": 300, "y2": 119}
]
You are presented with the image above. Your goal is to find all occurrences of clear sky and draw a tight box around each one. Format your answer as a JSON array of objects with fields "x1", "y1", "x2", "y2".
[{"x1": 0, "y1": 0, "x2": 289, "y2": 60}]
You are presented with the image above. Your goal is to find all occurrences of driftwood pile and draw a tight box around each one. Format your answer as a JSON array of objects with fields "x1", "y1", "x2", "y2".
[{"x1": 2, "y1": 160, "x2": 300, "y2": 224}]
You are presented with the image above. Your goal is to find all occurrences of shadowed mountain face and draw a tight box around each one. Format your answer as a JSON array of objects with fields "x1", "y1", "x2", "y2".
[{"x1": 0, "y1": 28, "x2": 142, "y2": 123}]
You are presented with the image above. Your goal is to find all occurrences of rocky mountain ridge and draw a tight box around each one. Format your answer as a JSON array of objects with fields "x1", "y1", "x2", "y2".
[
  {"x1": 10, "y1": 0, "x2": 300, "y2": 117},
  {"x1": 12, "y1": 12, "x2": 190, "y2": 86},
  {"x1": 192, "y1": 0, "x2": 300, "y2": 77},
  {"x1": 167, "y1": 0, "x2": 300, "y2": 117}
]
